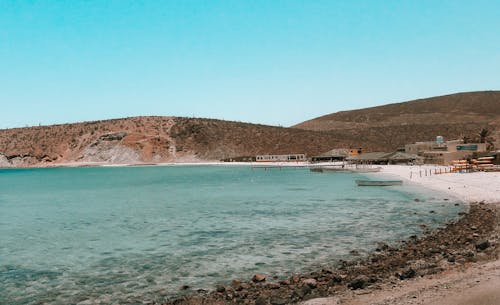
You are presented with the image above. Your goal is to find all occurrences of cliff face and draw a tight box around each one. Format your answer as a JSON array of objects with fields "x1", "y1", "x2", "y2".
[{"x1": 0, "y1": 117, "x2": 177, "y2": 167}]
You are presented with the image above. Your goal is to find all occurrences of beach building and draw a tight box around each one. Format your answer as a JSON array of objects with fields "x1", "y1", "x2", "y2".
[
  {"x1": 493, "y1": 130, "x2": 500, "y2": 149},
  {"x1": 221, "y1": 156, "x2": 256, "y2": 162},
  {"x1": 404, "y1": 137, "x2": 449, "y2": 154},
  {"x1": 386, "y1": 151, "x2": 424, "y2": 165},
  {"x1": 347, "y1": 152, "x2": 390, "y2": 164},
  {"x1": 420, "y1": 143, "x2": 487, "y2": 165},
  {"x1": 255, "y1": 154, "x2": 306, "y2": 162},
  {"x1": 405, "y1": 137, "x2": 488, "y2": 165},
  {"x1": 311, "y1": 148, "x2": 362, "y2": 163},
  {"x1": 311, "y1": 149, "x2": 348, "y2": 162},
  {"x1": 347, "y1": 151, "x2": 422, "y2": 165}
]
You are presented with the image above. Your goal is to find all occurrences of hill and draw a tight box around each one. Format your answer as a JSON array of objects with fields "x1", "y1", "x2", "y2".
[
  {"x1": 1, "y1": 91, "x2": 499, "y2": 168},
  {"x1": 0, "y1": 116, "x2": 352, "y2": 167},
  {"x1": 293, "y1": 91, "x2": 500, "y2": 150}
]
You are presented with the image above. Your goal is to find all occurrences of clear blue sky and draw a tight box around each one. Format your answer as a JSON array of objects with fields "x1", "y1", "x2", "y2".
[{"x1": 1, "y1": 0, "x2": 499, "y2": 128}]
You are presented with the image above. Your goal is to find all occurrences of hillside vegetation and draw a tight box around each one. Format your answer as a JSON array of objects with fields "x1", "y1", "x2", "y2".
[
  {"x1": 294, "y1": 91, "x2": 500, "y2": 148},
  {"x1": 0, "y1": 117, "x2": 349, "y2": 167}
]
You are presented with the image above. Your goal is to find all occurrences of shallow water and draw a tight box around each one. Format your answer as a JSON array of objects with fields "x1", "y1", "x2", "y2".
[{"x1": 0, "y1": 166, "x2": 465, "y2": 304}]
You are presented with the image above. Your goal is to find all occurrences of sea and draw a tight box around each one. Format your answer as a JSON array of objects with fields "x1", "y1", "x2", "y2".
[{"x1": 0, "y1": 165, "x2": 466, "y2": 305}]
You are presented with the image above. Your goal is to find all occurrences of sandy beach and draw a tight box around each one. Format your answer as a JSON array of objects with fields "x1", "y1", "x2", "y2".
[
  {"x1": 378, "y1": 165, "x2": 500, "y2": 204},
  {"x1": 300, "y1": 165, "x2": 500, "y2": 305}
]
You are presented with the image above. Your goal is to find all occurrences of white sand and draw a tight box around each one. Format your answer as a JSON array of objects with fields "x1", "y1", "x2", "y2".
[
  {"x1": 303, "y1": 165, "x2": 500, "y2": 305},
  {"x1": 376, "y1": 165, "x2": 500, "y2": 204}
]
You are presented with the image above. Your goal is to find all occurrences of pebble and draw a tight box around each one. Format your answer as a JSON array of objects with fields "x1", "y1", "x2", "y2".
[
  {"x1": 302, "y1": 278, "x2": 318, "y2": 288},
  {"x1": 252, "y1": 274, "x2": 267, "y2": 283}
]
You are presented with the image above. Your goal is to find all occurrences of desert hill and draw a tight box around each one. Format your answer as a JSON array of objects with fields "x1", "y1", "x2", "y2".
[
  {"x1": 294, "y1": 91, "x2": 500, "y2": 149},
  {"x1": 1, "y1": 91, "x2": 499, "y2": 168},
  {"x1": 0, "y1": 116, "x2": 351, "y2": 167}
]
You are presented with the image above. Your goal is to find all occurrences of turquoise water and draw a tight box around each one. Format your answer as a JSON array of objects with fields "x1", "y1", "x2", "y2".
[{"x1": 0, "y1": 166, "x2": 465, "y2": 304}]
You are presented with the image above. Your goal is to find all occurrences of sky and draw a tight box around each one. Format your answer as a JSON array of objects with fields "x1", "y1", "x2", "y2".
[{"x1": 1, "y1": 0, "x2": 499, "y2": 128}]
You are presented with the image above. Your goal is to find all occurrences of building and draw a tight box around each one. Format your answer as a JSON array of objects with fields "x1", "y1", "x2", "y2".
[
  {"x1": 255, "y1": 154, "x2": 306, "y2": 162},
  {"x1": 347, "y1": 151, "x2": 422, "y2": 165},
  {"x1": 493, "y1": 130, "x2": 500, "y2": 150},
  {"x1": 346, "y1": 152, "x2": 390, "y2": 164},
  {"x1": 311, "y1": 148, "x2": 362, "y2": 163},
  {"x1": 311, "y1": 149, "x2": 349, "y2": 162},
  {"x1": 386, "y1": 152, "x2": 424, "y2": 165},
  {"x1": 405, "y1": 137, "x2": 488, "y2": 165}
]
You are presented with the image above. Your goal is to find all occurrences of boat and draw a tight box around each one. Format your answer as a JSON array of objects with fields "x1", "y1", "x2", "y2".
[{"x1": 355, "y1": 179, "x2": 403, "y2": 186}]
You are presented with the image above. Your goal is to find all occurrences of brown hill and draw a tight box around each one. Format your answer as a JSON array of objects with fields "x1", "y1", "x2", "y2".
[
  {"x1": 293, "y1": 91, "x2": 500, "y2": 150},
  {"x1": 0, "y1": 116, "x2": 352, "y2": 167},
  {"x1": 1, "y1": 91, "x2": 499, "y2": 168}
]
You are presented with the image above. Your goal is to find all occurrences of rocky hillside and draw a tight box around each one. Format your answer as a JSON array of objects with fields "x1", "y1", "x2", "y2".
[
  {"x1": 0, "y1": 116, "x2": 352, "y2": 167},
  {"x1": 1, "y1": 91, "x2": 499, "y2": 168},
  {"x1": 294, "y1": 91, "x2": 500, "y2": 149}
]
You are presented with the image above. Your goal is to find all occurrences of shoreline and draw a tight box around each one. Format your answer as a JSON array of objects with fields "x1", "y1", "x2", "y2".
[
  {"x1": 0, "y1": 160, "x2": 313, "y2": 169},
  {"x1": 161, "y1": 202, "x2": 499, "y2": 305},
  {"x1": 3, "y1": 162, "x2": 499, "y2": 304},
  {"x1": 158, "y1": 166, "x2": 500, "y2": 305}
]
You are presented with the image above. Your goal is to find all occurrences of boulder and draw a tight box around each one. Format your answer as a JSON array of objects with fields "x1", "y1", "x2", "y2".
[
  {"x1": 475, "y1": 240, "x2": 491, "y2": 251},
  {"x1": 252, "y1": 273, "x2": 266, "y2": 283},
  {"x1": 231, "y1": 279, "x2": 242, "y2": 291},
  {"x1": 302, "y1": 278, "x2": 317, "y2": 288},
  {"x1": 399, "y1": 268, "x2": 417, "y2": 280},
  {"x1": 348, "y1": 275, "x2": 369, "y2": 290},
  {"x1": 0, "y1": 153, "x2": 12, "y2": 167},
  {"x1": 100, "y1": 132, "x2": 127, "y2": 141}
]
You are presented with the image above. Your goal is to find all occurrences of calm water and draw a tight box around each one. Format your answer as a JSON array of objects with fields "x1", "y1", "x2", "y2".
[{"x1": 0, "y1": 166, "x2": 465, "y2": 304}]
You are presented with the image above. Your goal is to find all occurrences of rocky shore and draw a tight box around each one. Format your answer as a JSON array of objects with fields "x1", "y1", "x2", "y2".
[{"x1": 159, "y1": 202, "x2": 499, "y2": 305}]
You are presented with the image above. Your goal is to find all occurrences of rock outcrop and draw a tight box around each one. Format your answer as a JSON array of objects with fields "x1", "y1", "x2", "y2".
[{"x1": 0, "y1": 153, "x2": 12, "y2": 167}]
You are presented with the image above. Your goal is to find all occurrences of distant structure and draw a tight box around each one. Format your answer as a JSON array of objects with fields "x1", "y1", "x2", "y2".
[
  {"x1": 347, "y1": 151, "x2": 423, "y2": 165},
  {"x1": 405, "y1": 137, "x2": 487, "y2": 165},
  {"x1": 255, "y1": 154, "x2": 306, "y2": 162},
  {"x1": 311, "y1": 148, "x2": 362, "y2": 163}
]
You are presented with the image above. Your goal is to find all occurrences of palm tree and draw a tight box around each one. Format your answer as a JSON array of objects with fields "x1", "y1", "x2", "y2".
[{"x1": 479, "y1": 128, "x2": 490, "y2": 143}]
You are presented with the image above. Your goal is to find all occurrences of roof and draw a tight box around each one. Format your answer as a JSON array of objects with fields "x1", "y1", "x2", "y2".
[
  {"x1": 347, "y1": 151, "x2": 422, "y2": 161},
  {"x1": 314, "y1": 148, "x2": 349, "y2": 157},
  {"x1": 386, "y1": 152, "x2": 423, "y2": 161},
  {"x1": 347, "y1": 152, "x2": 390, "y2": 161}
]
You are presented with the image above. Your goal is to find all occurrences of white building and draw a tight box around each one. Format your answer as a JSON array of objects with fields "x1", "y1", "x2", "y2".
[{"x1": 256, "y1": 154, "x2": 306, "y2": 162}]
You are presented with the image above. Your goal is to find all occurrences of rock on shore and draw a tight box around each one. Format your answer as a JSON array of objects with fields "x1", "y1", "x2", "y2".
[{"x1": 159, "y1": 202, "x2": 499, "y2": 305}]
